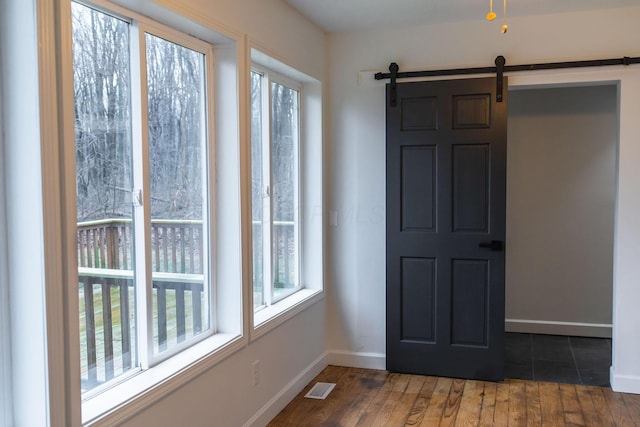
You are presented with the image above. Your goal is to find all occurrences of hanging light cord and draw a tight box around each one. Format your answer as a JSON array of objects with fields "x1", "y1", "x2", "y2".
[
  {"x1": 501, "y1": 0, "x2": 508, "y2": 33},
  {"x1": 486, "y1": 0, "x2": 496, "y2": 21}
]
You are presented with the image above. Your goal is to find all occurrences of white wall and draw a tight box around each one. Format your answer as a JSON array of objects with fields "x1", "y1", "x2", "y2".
[
  {"x1": 124, "y1": 302, "x2": 326, "y2": 427},
  {"x1": 327, "y1": 6, "x2": 640, "y2": 392},
  {"x1": 505, "y1": 85, "x2": 617, "y2": 337}
]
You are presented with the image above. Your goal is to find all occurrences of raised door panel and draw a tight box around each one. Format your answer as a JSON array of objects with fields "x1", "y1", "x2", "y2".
[
  {"x1": 400, "y1": 257, "x2": 436, "y2": 343},
  {"x1": 452, "y1": 144, "x2": 490, "y2": 233},
  {"x1": 401, "y1": 146, "x2": 437, "y2": 232},
  {"x1": 451, "y1": 259, "x2": 489, "y2": 347}
]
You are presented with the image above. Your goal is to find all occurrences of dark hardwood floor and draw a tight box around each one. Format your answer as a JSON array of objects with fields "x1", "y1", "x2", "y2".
[{"x1": 268, "y1": 365, "x2": 640, "y2": 426}]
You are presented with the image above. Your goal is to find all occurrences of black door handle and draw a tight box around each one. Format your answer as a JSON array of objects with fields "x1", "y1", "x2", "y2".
[{"x1": 479, "y1": 240, "x2": 504, "y2": 251}]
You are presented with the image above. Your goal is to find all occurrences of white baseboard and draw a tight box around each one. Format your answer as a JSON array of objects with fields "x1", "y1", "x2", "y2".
[
  {"x1": 243, "y1": 352, "x2": 329, "y2": 427},
  {"x1": 505, "y1": 319, "x2": 612, "y2": 338},
  {"x1": 611, "y1": 368, "x2": 640, "y2": 394},
  {"x1": 326, "y1": 350, "x2": 386, "y2": 371}
]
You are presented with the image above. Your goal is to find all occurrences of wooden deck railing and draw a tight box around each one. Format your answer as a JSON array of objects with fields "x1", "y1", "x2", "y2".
[
  {"x1": 78, "y1": 218, "x2": 294, "y2": 390},
  {"x1": 79, "y1": 268, "x2": 205, "y2": 389},
  {"x1": 77, "y1": 219, "x2": 205, "y2": 390},
  {"x1": 77, "y1": 218, "x2": 204, "y2": 274},
  {"x1": 79, "y1": 269, "x2": 134, "y2": 388},
  {"x1": 252, "y1": 220, "x2": 297, "y2": 287}
]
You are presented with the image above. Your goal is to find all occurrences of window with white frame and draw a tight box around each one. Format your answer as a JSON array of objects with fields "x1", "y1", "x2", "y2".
[
  {"x1": 251, "y1": 68, "x2": 302, "y2": 311},
  {"x1": 71, "y1": 1, "x2": 213, "y2": 394}
]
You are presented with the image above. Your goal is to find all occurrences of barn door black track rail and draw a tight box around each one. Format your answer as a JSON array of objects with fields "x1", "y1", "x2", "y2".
[{"x1": 376, "y1": 55, "x2": 640, "y2": 106}]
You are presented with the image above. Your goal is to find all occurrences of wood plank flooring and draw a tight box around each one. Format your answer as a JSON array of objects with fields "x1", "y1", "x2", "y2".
[{"x1": 268, "y1": 366, "x2": 640, "y2": 426}]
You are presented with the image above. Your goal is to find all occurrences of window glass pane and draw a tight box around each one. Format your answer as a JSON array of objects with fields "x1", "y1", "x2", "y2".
[
  {"x1": 251, "y1": 72, "x2": 265, "y2": 309},
  {"x1": 271, "y1": 82, "x2": 299, "y2": 300},
  {"x1": 145, "y1": 34, "x2": 209, "y2": 354},
  {"x1": 72, "y1": 2, "x2": 137, "y2": 392}
]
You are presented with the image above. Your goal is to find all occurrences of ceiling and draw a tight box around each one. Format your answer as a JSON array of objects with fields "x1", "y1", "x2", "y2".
[{"x1": 284, "y1": 0, "x2": 639, "y2": 33}]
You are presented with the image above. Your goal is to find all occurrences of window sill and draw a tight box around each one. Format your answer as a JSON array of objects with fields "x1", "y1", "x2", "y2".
[
  {"x1": 83, "y1": 332, "x2": 243, "y2": 426},
  {"x1": 252, "y1": 288, "x2": 323, "y2": 341}
]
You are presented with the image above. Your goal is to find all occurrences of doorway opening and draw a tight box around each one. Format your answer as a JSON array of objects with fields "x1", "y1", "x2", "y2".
[{"x1": 504, "y1": 84, "x2": 618, "y2": 386}]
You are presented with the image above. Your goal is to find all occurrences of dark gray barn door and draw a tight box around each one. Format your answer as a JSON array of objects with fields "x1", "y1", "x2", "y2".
[{"x1": 386, "y1": 77, "x2": 507, "y2": 381}]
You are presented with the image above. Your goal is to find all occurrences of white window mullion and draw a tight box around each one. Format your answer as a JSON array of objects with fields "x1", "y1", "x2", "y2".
[{"x1": 130, "y1": 21, "x2": 152, "y2": 370}]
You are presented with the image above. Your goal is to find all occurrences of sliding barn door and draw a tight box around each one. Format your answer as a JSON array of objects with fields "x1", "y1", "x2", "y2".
[{"x1": 386, "y1": 77, "x2": 507, "y2": 381}]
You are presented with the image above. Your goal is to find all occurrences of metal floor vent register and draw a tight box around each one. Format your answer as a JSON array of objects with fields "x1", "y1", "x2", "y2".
[{"x1": 304, "y1": 382, "x2": 336, "y2": 400}]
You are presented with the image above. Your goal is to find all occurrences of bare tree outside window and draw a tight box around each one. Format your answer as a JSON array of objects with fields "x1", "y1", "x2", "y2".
[
  {"x1": 72, "y1": 2, "x2": 136, "y2": 391},
  {"x1": 73, "y1": 3, "x2": 133, "y2": 223},
  {"x1": 146, "y1": 34, "x2": 204, "y2": 221}
]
